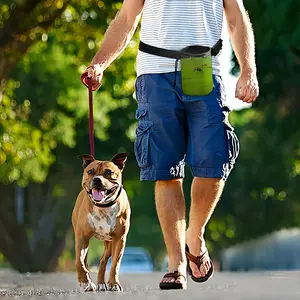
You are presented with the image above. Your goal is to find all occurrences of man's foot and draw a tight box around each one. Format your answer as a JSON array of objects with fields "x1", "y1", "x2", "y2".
[
  {"x1": 159, "y1": 271, "x2": 187, "y2": 290},
  {"x1": 185, "y1": 237, "x2": 214, "y2": 282}
]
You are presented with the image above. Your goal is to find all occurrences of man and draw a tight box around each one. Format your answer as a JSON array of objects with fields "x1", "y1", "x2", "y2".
[{"x1": 84, "y1": 0, "x2": 259, "y2": 290}]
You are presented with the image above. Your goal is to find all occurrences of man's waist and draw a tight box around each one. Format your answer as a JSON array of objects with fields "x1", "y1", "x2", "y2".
[
  {"x1": 138, "y1": 40, "x2": 222, "y2": 59},
  {"x1": 136, "y1": 52, "x2": 221, "y2": 77}
]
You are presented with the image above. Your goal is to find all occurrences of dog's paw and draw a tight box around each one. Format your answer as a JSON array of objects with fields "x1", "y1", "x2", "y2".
[
  {"x1": 97, "y1": 283, "x2": 108, "y2": 292},
  {"x1": 108, "y1": 282, "x2": 123, "y2": 292},
  {"x1": 79, "y1": 281, "x2": 97, "y2": 292}
]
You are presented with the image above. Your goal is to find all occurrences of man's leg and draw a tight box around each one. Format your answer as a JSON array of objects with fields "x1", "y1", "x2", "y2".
[
  {"x1": 184, "y1": 76, "x2": 239, "y2": 279},
  {"x1": 155, "y1": 179, "x2": 187, "y2": 284},
  {"x1": 186, "y1": 177, "x2": 224, "y2": 278},
  {"x1": 134, "y1": 73, "x2": 190, "y2": 287}
]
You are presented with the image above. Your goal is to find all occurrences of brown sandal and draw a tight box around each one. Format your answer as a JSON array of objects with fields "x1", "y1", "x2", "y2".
[
  {"x1": 185, "y1": 244, "x2": 214, "y2": 283},
  {"x1": 159, "y1": 271, "x2": 187, "y2": 290}
]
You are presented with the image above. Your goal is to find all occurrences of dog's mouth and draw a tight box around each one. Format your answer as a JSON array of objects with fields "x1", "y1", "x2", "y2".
[{"x1": 89, "y1": 186, "x2": 118, "y2": 203}]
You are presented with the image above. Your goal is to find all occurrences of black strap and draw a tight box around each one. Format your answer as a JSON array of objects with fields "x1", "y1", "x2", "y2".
[
  {"x1": 211, "y1": 39, "x2": 223, "y2": 56},
  {"x1": 139, "y1": 39, "x2": 222, "y2": 59},
  {"x1": 139, "y1": 41, "x2": 182, "y2": 59}
]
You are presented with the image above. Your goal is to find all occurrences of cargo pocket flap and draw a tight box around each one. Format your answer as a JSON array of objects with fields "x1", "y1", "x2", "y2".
[
  {"x1": 136, "y1": 120, "x2": 152, "y2": 135},
  {"x1": 134, "y1": 121, "x2": 152, "y2": 168},
  {"x1": 135, "y1": 104, "x2": 148, "y2": 119}
]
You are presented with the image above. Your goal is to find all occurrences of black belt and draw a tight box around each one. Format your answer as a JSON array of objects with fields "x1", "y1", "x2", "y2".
[{"x1": 139, "y1": 39, "x2": 222, "y2": 58}]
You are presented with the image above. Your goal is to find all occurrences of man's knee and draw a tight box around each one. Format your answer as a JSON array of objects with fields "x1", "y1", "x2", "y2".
[
  {"x1": 156, "y1": 178, "x2": 183, "y2": 187},
  {"x1": 193, "y1": 177, "x2": 225, "y2": 199},
  {"x1": 194, "y1": 177, "x2": 224, "y2": 185}
]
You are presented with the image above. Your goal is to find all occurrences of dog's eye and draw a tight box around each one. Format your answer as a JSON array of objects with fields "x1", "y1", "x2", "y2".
[
  {"x1": 87, "y1": 169, "x2": 95, "y2": 175},
  {"x1": 105, "y1": 169, "x2": 113, "y2": 176}
]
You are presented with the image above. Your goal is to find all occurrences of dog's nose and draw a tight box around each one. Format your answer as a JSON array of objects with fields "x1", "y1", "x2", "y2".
[{"x1": 92, "y1": 177, "x2": 102, "y2": 185}]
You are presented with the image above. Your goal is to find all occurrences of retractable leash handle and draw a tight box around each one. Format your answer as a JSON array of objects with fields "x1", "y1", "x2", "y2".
[{"x1": 80, "y1": 70, "x2": 102, "y2": 157}]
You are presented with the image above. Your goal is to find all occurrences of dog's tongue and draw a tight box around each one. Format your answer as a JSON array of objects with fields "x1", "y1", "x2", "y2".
[{"x1": 92, "y1": 188, "x2": 105, "y2": 201}]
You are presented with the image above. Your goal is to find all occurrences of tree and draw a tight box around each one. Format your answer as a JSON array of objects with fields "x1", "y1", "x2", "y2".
[
  {"x1": 0, "y1": 0, "x2": 144, "y2": 272},
  {"x1": 205, "y1": 0, "x2": 300, "y2": 253},
  {"x1": 0, "y1": 0, "x2": 70, "y2": 80}
]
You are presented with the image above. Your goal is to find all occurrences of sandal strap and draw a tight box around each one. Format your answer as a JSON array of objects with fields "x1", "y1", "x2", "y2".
[
  {"x1": 186, "y1": 246, "x2": 208, "y2": 267},
  {"x1": 162, "y1": 271, "x2": 186, "y2": 280}
]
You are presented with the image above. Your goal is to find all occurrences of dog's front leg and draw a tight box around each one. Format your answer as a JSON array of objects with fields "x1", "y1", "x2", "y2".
[
  {"x1": 75, "y1": 235, "x2": 96, "y2": 292},
  {"x1": 107, "y1": 237, "x2": 126, "y2": 292},
  {"x1": 96, "y1": 241, "x2": 112, "y2": 291}
]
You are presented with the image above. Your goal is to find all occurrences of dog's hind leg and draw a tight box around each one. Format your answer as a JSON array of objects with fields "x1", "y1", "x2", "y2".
[
  {"x1": 108, "y1": 237, "x2": 126, "y2": 292},
  {"x1": 75, "y1": 235, "x2": 96, "y2": 292},
  {"x1": 96, "y1": 241, "x2": 112, "y2": 291}
]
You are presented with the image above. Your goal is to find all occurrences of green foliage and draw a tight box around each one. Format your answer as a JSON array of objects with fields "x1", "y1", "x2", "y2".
[
  {"x1": 207, "y1": 0, "x2": 300, "y2": 250},
  {"x1": 0, "y1": 80, "x2": 55, "y2": 185},
  {"x1": 0, "y1": 0, "x2": 142, "y2": 272},
  {"x1": 0, "y1": 0, "x2": 139, "y2": 183}
]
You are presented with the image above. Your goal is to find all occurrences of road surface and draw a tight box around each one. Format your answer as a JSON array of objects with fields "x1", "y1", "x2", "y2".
[{"x1": 0, "y1": 269, "x2": 299, "y2": 299}]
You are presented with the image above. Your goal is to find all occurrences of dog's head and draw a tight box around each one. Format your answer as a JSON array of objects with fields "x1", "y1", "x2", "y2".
[{"x1": 78, "y1": 153, "x2": 128, "y2": 205}]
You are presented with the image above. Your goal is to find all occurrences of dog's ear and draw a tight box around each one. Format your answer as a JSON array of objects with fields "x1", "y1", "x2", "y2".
[
  {"x1": 111, "y1": 152, "x2": 128, "y2": 171},
  {"x1": 78, "y1": 154, "x2": 95, "y2": 169}
]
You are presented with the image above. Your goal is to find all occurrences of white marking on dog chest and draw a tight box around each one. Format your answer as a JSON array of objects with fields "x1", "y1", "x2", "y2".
[{"x1": 88, "y1": 204, "x2": 119, "y2": 241}]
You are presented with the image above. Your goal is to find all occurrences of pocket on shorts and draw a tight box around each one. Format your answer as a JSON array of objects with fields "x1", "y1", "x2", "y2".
[
  {"x1": 135, "y1": 103, "x2": 148, "y2": 119},
  {"x1": 134, "y1": 120, "x2": 152, "y2": 168},
  {"x1": 135, "y1": 75, "x2": 146, "y2": 103}
]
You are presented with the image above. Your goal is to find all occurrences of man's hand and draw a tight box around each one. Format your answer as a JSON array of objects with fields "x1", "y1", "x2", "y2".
[
  {"x1": 235, "y1": 71, "x2": 259, "y2": 103},
  {"x1": 224, "y1": 0, "x2": 259, "y2": 103},
  {"x1": 83, "y1": 64, "x2": 104, "y2": 90},
  {"x1": 80, "y1": 0, "x2": 144, "y2": 90}
]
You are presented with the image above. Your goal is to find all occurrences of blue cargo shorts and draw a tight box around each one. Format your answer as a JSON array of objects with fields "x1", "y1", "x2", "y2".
[{"x1": 134, "y1": 72, "x2": 239, "y2": 181}]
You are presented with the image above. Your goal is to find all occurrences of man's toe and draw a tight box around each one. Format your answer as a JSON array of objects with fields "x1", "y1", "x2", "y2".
[{"x1": 190, "y1": 262, "x2": 201, "y2": 278}]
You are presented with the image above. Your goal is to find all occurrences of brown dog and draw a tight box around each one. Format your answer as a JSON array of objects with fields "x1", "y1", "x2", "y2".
[{"x1": 72, "y1": 153, "x2": 130, "y2": 292}]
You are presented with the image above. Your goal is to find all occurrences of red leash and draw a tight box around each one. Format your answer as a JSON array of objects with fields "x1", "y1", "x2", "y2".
[
  {"x1": 80, "y1": 70, "x2": 101, "y2": 157},
  {"x1": 87, "y1": 77, "x2": 95, "y2": 157}
]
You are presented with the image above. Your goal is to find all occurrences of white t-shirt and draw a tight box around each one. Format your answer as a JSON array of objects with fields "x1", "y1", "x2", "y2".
[{"x1": 136, "y1": 0, "x2": 224, "y2": 77}]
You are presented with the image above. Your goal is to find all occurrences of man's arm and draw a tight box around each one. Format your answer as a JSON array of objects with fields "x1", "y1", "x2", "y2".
[
  {"x1": 85, "y1": 0, "x2": 144, "y2": 87},
  {"x1": 224, "y1": 0, "x2": 259, "y2": 103}
]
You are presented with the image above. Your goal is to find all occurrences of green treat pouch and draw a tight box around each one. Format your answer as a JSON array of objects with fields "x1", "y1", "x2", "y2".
[{"x1": 180, "y1": 45, "x2": 213, "y2": 96}]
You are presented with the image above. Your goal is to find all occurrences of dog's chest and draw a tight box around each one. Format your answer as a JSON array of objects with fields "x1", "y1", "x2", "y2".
[{"x1": 88, "y1": 204, "x2": 119, "y2": 241}]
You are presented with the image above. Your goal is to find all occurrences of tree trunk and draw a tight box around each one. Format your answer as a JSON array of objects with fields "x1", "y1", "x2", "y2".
[
  {"x1": 0, "y1": 182, "x2": 72, "y2": 272},
  {"x1": 0, "y1": 0, "x2": 69, "y2": 81},
  {"x1": 0, "y1": 184, "x2": 34, "y2": 272}
]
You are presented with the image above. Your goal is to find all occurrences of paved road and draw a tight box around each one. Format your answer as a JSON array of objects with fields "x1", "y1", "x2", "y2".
[{"x1": 0, "y1": 269, "x2": 299, "y2": 299}]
